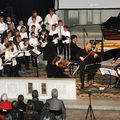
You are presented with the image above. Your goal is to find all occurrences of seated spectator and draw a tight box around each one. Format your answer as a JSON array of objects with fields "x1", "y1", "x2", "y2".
[
  {"x1": 46, "y1": 88, "x2": 66, "y2": 120},
  {"x1": 17, "y1": 94, "x2": 26, "y2": 112},
  {"x1": 24, "y1": 101, "x2": 39, "y2": 120},
  {"x1": 27, "y1": 90, "x2": 44, "y2": 115},
  {"x1": 40, "y1": 102, "x2": 56, "y2": 120},
  {"x1": 4, "y1": 101, "x2": 23, "y2": 120},
  {"x1": 0, "y1": 93, "x2": 12, "y2": 120}
]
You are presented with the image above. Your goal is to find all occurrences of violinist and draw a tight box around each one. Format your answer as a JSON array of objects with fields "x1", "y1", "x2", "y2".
[
  {"x1": 46, "y1": 56, "x2": 70, "y2": 78},
  {"x1": 76, "y1": 42, "x2": 99, "y2": 92}
]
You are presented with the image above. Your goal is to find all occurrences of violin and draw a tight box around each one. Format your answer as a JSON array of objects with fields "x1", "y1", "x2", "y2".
[
  {"x1": 84, "y1": 50, "x2": 97, "y2": 60},
  {"x1": 57, "y1": 60, "x2": 71, "y2": 67}
]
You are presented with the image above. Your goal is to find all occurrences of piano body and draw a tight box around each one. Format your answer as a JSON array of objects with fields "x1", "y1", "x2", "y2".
[{"x1": 95, "y1": 13, "x2": 120, "y2": 60}]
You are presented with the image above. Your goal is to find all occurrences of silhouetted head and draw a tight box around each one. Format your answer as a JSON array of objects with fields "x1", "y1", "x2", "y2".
[
  {"x1": 26, "y1": 101, "x2": 35, "y2": 111},
  {"x1": 17, "y1": 94, "x2": 24, "y2": 102},
  {"x1": 32, "y1": 90, "x2": 38, "y2": 99},
  {"x1": 43, "y1": 102, "x2": 50, "y2": 111},
  {"x1": 51, "y1": 88, "x2": 58, "y2": 98}
]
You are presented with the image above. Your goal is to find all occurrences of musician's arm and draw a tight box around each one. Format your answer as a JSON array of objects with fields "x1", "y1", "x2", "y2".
[{"x1": 112, "y1": 52, "x2": 120, "y2": 64}]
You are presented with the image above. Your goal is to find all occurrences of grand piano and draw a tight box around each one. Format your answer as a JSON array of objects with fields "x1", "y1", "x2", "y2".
[{"x1": 95, "y1": 13, "x2": 120, "y2": 61}]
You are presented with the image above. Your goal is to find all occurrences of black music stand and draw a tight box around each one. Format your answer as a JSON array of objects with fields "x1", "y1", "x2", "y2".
[
  {"x1": 85, "y1": 64, "x2": 101, "y2": 92},
  {"x1": 29, "y1": 48, "x2": 41, "y2": 77},
  {"x1": 99, "y1": 68, "x2": 118, "y2": 92},
  {"x1": 85, "y1": 84, "x2": 96, "y2": 120}
]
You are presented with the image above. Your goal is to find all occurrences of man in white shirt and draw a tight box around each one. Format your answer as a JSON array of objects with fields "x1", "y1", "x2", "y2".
[
  {"x1": 29, "y1": 32, "x2": 39, "y2": 67},
  {"x1": 0, "y1": 16, "x2": 8, "y2": 35},
  {"x1": 29, "y1": 17, "x2": 42, "y2": 37},
  {"x1": 27, "y1": 10, "x2": 43, "y2": 26},
  {"x1": 56, "y1": 20, "x2": 64, "y2": 54},
  {"x1": 44, "y1": 8, "x2": 58, "y2": 31},
  {"x1": 62, "y1": 25, "x2": 71, "y2": 60}
]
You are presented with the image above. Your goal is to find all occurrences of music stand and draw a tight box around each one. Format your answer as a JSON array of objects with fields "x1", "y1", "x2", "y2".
[
  {"x1": 99, "y1": 68, "x2": 118, "y2": 92},
  {"x1": 85, "y1": 84, "x2": 96, "y2": 120},
  {"x1": 29, "y1": 48, "x2": 41, "y2": 77},
  {"x1": 85, "y1": 64, "x2": 101, "y2": 82},
  {"x1": 84, "y1": 64, "x2": 101, "y2": 93}
]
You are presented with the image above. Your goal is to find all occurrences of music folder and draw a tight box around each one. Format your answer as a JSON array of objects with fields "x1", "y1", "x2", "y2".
[
  {"x1": 53, "y1": 33, "x2": 59, "y2": 38},
  {"x1": 0, "y1": 52, "x2": 5, "y2": 58}
]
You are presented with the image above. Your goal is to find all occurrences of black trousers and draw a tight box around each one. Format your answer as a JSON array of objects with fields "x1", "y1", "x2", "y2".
[
  {"x1": 12, "y1": 65, "x2": 19, "y2": 77},
  {"x1": 63, "y1": 43, "x2": 70, "y2": 60},
  {"x1": 58, "y1": 40, "x2": 63, "y2": 54},
  {"x1": 4, "y1": 65, "x2": 12, "y2": 77},
  {"x1": 24, "y1": 56, "x2": 30, "y2": 70},
  {"x1": 16, "y1": 57, "x2": 24, "y2": 71},
  {"x1": 0, "y1": 70, "x2": 2, "y2": 77}
]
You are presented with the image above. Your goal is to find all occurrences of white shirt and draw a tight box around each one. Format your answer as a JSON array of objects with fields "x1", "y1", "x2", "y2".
[
  {"x1": 56, "y1": 26, "x2": 64, "y2": 40},
  {"x1": 0, "y1": 22, "x2": 8, "y2": 34},
  {"x1": 29, "y1": 37, "x2": 39, "y2": 47},
  {"x1": 17, "y1": 41, "x2": 24, "y2": 57},
  {"x1": 5, "y1": 50, "x2": 12, "y2": 61},
  {"x1": 0, "y1": 58, "x2": 3, "y2": 70},
  {"x1": 44, "y1": 14, "x2": 58, "y2": 31},
  {"x1": 0, "y1": 43, "x2": 4, "y2": 53},
  {"x1": 17, "y1": 25, "x2": 27, "y2": 32},
  {"x1": 29, "y1": 22, "x2": 42, "y2": 37},
  {"x1": 62, "y1": 30, "x2": 71, "y2": 44},
  {"x1": 27, "y1": 16, "x2": 43, "y2": 26},
  {"x1": 49, "y1": 29, "x2": 59, "y2": 44},
  {"x1": 11, "y1": 45, "x2": 18, "y2": 66},
  {"x1": 20, "y1": 32, "x2": 28, "y2": 39}
]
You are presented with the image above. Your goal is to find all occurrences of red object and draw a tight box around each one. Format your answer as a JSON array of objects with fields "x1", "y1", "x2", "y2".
[
  {"x1": 0, "y1": 101, "x2": 12, "y2": 110},
  {"x1": 0, "y1": 115, "x2": 5, "y2": 120}
]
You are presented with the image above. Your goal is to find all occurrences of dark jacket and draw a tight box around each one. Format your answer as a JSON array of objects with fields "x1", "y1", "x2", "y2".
[
  {"x1": 40, "y1": 111, "x2": 56, "y2": 120},
  {"x1": 27, "y1": 100, "x2": 44, "y2": 115}
]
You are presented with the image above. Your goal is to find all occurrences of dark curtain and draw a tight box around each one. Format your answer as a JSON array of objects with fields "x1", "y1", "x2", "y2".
[{"x1": 0, "y1": 0, "x2": 55, "y2": 24}]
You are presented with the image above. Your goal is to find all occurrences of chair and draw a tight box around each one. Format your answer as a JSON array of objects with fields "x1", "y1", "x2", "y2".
[{"x1": 69, "y1": 61, "x2": 79, "y2": 76}]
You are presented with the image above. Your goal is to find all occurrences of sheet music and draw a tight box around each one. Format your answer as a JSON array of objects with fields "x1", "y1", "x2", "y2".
[
  {"x1": 31, "y1": 48, "x2": 41, "y2": 55},
  {"x1": 100, "y1": 68, "x2": 118, "y2": 77}
]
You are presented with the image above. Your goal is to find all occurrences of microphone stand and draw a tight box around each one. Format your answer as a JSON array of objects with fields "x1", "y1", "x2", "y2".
[{"x1": 85, "y1": 84, "x2": 96, "y2": 120}]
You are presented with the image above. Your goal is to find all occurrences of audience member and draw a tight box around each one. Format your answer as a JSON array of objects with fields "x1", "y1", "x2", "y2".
[
  {"x1": 4, "y1": 101, "x2": 23, "y2": 120},
  {"x1": 24, "y1": 101, "x2": 39, "y2": 120},
  {"x1": 27, "y1": 90, "x2": 44, "y2": 115},
  {"x1": 0, "y1": 93, "x2": 12, "y2": 120},
  {"x1": 40, "y1": 102, "x2": 56, "y2": 120},
  {"x1": 17, "y1": 94, "x2": 26, "y2": 112},
  {"x1": 46, "y1": 88, "x2": 66, "y2": 120}
]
